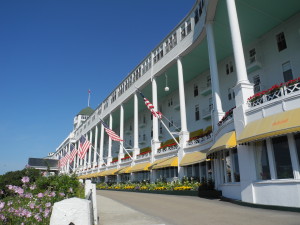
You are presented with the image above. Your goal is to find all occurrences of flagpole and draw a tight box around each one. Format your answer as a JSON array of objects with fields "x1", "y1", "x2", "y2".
[
  {"x1": 135, "y1": 86, "x2": 180, "y2": 147},
  {"x1": 120, "y1": 143, "x2": 133, "y2": 160},
  {"x1": 159, "y1": 119, "x2": 180, "y2": 146},
  {"x1": 88, "y1": 89, "x2": 91, "y2": 107}
]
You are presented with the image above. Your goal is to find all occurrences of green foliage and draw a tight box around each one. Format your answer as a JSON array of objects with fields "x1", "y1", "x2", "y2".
[
  {"x1": 0, "y1": 174, "x2": 84, "y2": 224},
  {"x1": 35, "y1": 174, "x2": 83, "y2": 197},
  {"x1": 0, "y1": 168, "x2": 41, "y2": 198}
]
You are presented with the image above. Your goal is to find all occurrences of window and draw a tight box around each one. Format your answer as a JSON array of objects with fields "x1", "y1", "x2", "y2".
[
  {"x1": 225, "y1": 151, "x2": 232, "y2": 182},
  {"x1": 143, "y1": 115, "x2": 146, "y2": 124},
  {"x1": 232, "y1": 149, "x2": 240, "y2": 182},
  {"x1": 294, "y1": 133, "x2": 300, "y2": 167},
  {"x1": 228, "y1": 88, "x2": 232, "y2": 100},
  {"x1": 282, "y1": 61, "x2": 293, "y2": 82},
  {"x1": 194, "y1": 9, "x2": 199, "y2": 24},
  {"x1": 249, "y1": 48, "x2": 256, "y2": 64},
  {"x1": 187, "y1": 165, "x2": 193, "y2": 177},
  {"x1": 200, "y1": 162, "x2": 206, "y2": 180},
  {"x1": 209, "y1": 98, "x2": 213, "y2": 110},
  {"x1": 254, "y1": 141, "x2": 271, "y2": 180},
  {"x1": 226, "y1": 61, "x2": 234, "y2": 74},
  {"x1": 198, "y1": 0, "x2": 205, "y2": 17},
  {"x1": 276, "y1": 32, "x2": 287, "y2": 52},
  {"x1": 272, "y1": 136, "x2": 293, "y2": 179},
  {"x1": 253, "y1": 75, "x2": 261, "y2": 94},
  {"x1": 168, "y1": 118, "x2": 173, "y2": 127},
  {"x1": 194, "y1": 163, "x2": 200, "y2": 178},
  {"x1": 168, "y1": 98, "x2": 173, "y2": 107},
  {"x1": 230, "y1": 61, "x2": 234, "y2": 73},
  {"x1": 206, "y1": 75, "x2": 211, "y2": 87},
  {"x1": 195, "y1": 105, "x2": 200, "y2": 121},
  {"x1": 181, "y1": 25, "x2": 186, "y2": 39},
  {"x1": 143, "y1": 134, "x2": 146, "y2": 141},
  {"x1": 160, "y1": 126, "x2": 163, "y2": 134},
  {"x1": 186, "y1": 19, "x2": 192, "y2": 34},
  {"x1": 194, "y1": 84, "x2": 198, "y2": 97}
]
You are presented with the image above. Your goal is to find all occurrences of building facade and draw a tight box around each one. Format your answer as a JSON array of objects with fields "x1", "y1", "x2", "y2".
[{"x1": 53, "y1": 0, "x2": 300, "y2": 207}]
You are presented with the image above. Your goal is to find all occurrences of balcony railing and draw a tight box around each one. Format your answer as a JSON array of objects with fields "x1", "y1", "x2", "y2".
[
  {"x1": 157, "y1": 143, "x2": 179, "y2": 154},
  {"x1": 217, "y1": 107, "x2": 235, "y2": 127},
  {"x1": 136, "y1": 151, "x2": 151, "y2": 159},
  {"x1": 186, "y1": 132, "x2": 212, "y2": 146},
  {"x1": 248, "y1": 78, "x2": 300, "y2": 107}
]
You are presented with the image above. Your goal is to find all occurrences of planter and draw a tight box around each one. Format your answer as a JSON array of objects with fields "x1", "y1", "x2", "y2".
[
  {"x1": 98, "y1": 188, "x2": 198, "y2": 196},
  {"x1": 197, "y1": 190, "x2": 222, "y2": 199}
]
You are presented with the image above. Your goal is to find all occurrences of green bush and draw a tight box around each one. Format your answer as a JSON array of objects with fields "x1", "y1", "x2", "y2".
[{"x1": 0, "y1": 168, "x2": 41, "y2": 198}]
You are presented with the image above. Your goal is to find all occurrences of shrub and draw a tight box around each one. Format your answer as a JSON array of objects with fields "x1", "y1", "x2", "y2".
[{"x1": 0, "y1": 174, "x2": 83, "y2": 224}]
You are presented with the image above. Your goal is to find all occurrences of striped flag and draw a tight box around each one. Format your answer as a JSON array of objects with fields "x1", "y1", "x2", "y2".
[
  {"x1": 59, "y1": 153, "x2": 69, "y2": 167},
  {"x1": 78, "y1": 135, "x2": 91, "y2": 159},
  {"x1": 136, "y1": 89, "x2": 162, "y2": 118},
  {"x1": 69, "y1": 144, "x2": 78, "y2": 163},
  {"x1": 100, "y1": 119, "x2": 123, "y2": 142}
]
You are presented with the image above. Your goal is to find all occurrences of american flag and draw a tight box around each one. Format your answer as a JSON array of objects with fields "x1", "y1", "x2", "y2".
[
  {"x1": 59, "y1": 153, "x2": 70, "y2": 167},
  {"x1": 78, "y1": 135, "x2": 91, "y2": 159},
  {"x1": 137, "y1": 89, "x2": 162, "y2": 118},
  {"x1": 69, "y1": 144, "x2": 78, "y2": 163},
  {"x1": 100, "y1": 119, "x2": 123, "y2": 142}
]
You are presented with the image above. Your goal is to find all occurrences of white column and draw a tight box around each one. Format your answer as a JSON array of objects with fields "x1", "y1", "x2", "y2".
[
  {"x1": 226, "y1": 0, "x2": 253, "y2": 106},
  {"x1": 266, "y1": 139, "x2": 277, "y2": 179},
  {"x1": 133, "y1": 93, "x2": 140, "y2": 158},
  {"x1": 152, "y1": 77, "x2": 161, "y2": 153},
  {"x1": 99, "y1": 123, "x2": 104, "y2": 167},
  {"x1": 107, "y1": 114, "x2": 113, "y2": 165},
  {"x1": 206, "y1": 22, "x2": 224, "y2": 125},
  {"x1": 287, "y1": 134, "x2": 300, "y2": 179},
  {"x1": 93, "y1": 126, "x2": 98, "y2": 167},
  {"x1": 176, "y1": 57, "x2": 189, "y2": 148},
  {"x1": 119, "y1": 105, "x2": 125, "y2": 161}
]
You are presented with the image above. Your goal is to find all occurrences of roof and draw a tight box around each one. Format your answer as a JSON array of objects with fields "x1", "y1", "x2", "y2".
[
  {"x1": 28, "y1": 158, "x2": 58, "y2": 169},
  {"x1": 77, "y1": 107, "x2": 94, "y2": 116}
]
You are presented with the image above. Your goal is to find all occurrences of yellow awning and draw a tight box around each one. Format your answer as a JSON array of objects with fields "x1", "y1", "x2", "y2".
[
  {"x1": 101, "y1": 168, "x2": 118, "y2": 176},
  {"x1": 238, "y1": 108, "x2": 300, "y2": 144},
  {"x1": 150, "y1": 157, "x2": 178, "y2": 170},
  {"x1": 208, "y1": 131, "x2": 236, "y2": 154},
  {"x1": 116, "y1": 166, "x2": 131, "y2": 174},
  {"x1": 129, "y1": 162, "x2": 151, "y2": 173},
  {"x1": 180, "y1": 151, "x2": 206, "y2": 166}
]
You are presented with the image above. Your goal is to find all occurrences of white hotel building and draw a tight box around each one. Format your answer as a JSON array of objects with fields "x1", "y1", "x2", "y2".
[{"x1": 53, "y1": 0, "x2": 300, "y2": 208}]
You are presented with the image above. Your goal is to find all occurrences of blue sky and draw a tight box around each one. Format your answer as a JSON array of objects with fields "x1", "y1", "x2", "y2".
[{"x1": 0, "y1": 0, "x2": 196, "y2": 175}]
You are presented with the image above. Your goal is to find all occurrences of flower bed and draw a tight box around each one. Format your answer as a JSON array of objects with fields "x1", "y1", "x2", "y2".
[
  {"x1": 0, "y1": 172, "x2": 83, "y2": 224},
  {"x1": 218, "y1": 107, "x2": 236, "y2": 126},
  {"x1": 247, "y1": 77, "x2": 300, "y2": 107}
]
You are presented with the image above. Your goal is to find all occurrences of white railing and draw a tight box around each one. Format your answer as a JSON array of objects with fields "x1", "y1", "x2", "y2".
[
  {"x1": 248, "y1": 82, "x2": 300, "y2": 107},
  {"x1": 136, "y1": 152, "x2": 151, "y2": 159},
  {"x1": 121, "y1": 157, "x2": 132, "y2": 163},
  {"x1": 85, "y1": 180, "x2": 98, "y2": 225},
  {"x1": 157, "y1": 145, "x2": 179, "y2": 154},
  {"x1": 187, "y1": 133, "x2": 212, "y2": 146}
]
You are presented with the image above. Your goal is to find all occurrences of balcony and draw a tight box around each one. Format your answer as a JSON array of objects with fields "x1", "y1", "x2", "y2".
[
  {"x1": 248, "y1": 78, "x2": 300, "y2": 108},
  {"x1": 136, "y1": 151, "x2": 151, "y2": 159},
  {"x1": 139, "y1": 122, "x2": 147, "y2": 128},
  {"x1": 202, "y1": 106, "x2": 212, "y2": 120},
  {"x1": 200, "y1": 85, "x2": 212, "y2": 96},
  {"x1": 157, "y1": 143, "x2": 179, "y2": 154},
  {"x1": 247, "y1": 56, "x2": 262, "y2": 74},
  {"x1": 186, "y1": 132, "x2": 212, "y2": 146}
]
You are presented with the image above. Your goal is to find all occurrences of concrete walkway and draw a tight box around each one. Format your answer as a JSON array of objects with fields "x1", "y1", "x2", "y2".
[
  {"x1": 97, "y1": 192, "x2": 167, "y2": 225},
  {"x1": 97, "y1": 190, "x2": 300, "y2": 225}
]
